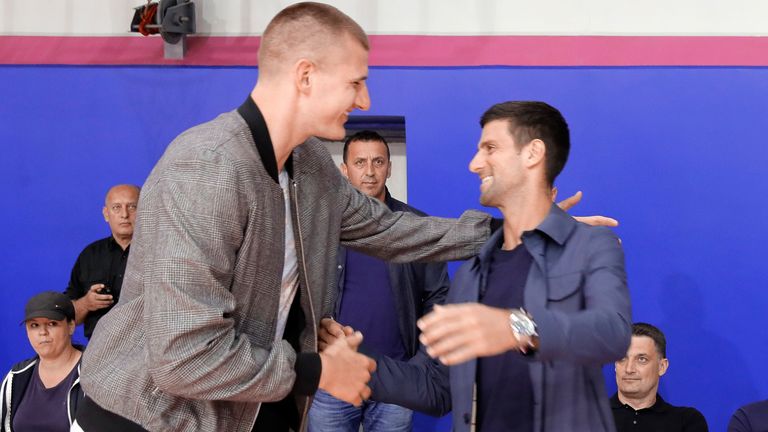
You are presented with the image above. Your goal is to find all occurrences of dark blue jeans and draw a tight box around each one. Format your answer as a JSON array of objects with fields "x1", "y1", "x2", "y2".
[{"x1": 308, "y1": 389, "x2": 413, "y2": 432}]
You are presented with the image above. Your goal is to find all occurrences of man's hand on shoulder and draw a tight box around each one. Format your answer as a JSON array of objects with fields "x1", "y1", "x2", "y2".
[{"x1": 555, "y1": 190, "x2": 619, "y2": 227}]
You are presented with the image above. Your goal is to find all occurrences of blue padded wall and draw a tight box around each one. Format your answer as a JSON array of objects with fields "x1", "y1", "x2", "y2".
[{"x1": 2, "y1": 65, "x2": 767, "y2": 431}]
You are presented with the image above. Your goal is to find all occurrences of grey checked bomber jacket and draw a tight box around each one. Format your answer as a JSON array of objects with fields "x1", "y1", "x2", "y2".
[{"x1": 79, "y1": 106, "x2": 491, "y2": 432}]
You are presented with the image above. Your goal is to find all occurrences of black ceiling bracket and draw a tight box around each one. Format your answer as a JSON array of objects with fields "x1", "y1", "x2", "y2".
[{"x1": 130, "y1": 0, "x2": 196, "y2": 60}]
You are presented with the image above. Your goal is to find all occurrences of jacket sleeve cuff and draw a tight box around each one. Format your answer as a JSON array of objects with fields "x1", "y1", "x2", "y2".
[
  {"x1": 292, "y1": 352, "x2": 322, "y2": 396},
  {"x1": 357, "y1": 343, "x2": 381, "y2": 360}
]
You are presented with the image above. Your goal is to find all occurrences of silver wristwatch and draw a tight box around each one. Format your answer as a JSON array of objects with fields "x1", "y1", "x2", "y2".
[{"x1": 508, "y1": 308, "x2": 538, "y2": 349}]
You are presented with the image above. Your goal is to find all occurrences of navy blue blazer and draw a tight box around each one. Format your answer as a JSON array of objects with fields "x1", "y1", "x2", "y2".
[{"x1": 372, "y1": 204, "x2": 632, "y2": 431}]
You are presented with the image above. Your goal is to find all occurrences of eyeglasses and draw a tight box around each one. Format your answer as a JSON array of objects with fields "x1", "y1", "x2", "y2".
[{"x1": 108, "y1": 203, "x2": 138, "y2": 214}]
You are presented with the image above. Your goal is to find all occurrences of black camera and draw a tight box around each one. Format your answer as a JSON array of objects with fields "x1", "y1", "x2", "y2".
[{"x1": 98, "y1": 285, "x2": 113, "y2": 295}]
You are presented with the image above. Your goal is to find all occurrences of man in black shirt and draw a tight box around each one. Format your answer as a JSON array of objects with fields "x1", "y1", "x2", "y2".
[
  {"x1": 612, "y1": 322, "x2": 708, "y2": 431},
  {"x1": 65, "y1": 184, "x2": 140, "y2": 339}
]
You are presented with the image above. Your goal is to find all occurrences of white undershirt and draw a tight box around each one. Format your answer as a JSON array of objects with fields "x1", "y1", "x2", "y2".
[{"x1": 275, "y1": 170, "x2": 299, "y2": 341}]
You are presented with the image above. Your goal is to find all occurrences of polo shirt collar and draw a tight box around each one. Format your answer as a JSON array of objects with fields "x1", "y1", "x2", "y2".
[{"x1": 611, "y1": 393, "x2": 671, "y2": 413}]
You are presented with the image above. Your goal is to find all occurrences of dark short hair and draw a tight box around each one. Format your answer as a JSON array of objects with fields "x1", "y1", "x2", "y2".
[
  {"x1": 342, "y1": 130, "x2": 390, "y2": 163},
  {"x1": 479, "y1": 101, "x2": 570, "y2": 186},
  {"x1": 632, "y1": 322, "x2": 667, "y2": 358}
]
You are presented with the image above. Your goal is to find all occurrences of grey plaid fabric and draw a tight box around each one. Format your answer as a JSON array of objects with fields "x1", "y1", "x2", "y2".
[{"x1": 80, "y1": 110, "x2": 491, "y2": 432}]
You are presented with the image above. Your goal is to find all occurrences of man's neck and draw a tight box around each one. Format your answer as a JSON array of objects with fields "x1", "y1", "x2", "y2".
[
  {"x1": 618, "y1": 391, "x2": 658, "y2": 410},
  {"x1": 113, "y1": 235, "x2": 131, "y2": 251},
  {"x1": 498, "y1": 186, "x2": 552, "y2": 250},
  {"x1": 251, "y1": 87, "x2": 307, "y2": 172},
  {"x1": 374, "y1": 189, "x2": 386, "y2": 203}
]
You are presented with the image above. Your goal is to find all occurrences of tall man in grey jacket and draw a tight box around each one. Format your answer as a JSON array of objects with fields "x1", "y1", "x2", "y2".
[{"x1": 74, "y1": 3, "x2": 493, "y2": 432}]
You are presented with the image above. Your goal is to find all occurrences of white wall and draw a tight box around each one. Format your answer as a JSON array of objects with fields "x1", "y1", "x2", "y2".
[{"x1": 3, "y1": 0, "x2": 768, "y2": 36}]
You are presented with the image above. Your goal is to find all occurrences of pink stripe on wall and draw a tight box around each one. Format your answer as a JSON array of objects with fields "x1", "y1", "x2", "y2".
[
  {"x1": 1, "y1": 35, "x2": 767, "y2": 66},
  {"x1": 371, "y1": 35, "x2": 768, "y2": 67},
  {"x1": 0, "y1": 36, "x2": 261, "y2": 66}
]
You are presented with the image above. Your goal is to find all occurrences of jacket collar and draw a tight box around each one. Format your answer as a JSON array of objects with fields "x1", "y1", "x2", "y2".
[
  {"x1": 237, "y1": 96, "x2": 293, "y2": 183},
  {"x1": 477, "y1": 203, "x2": 577, "y2": 264},
  {"x1": 531, "y1": 203, "x2": 577, "y2": 246},
  {"x1": 383, "y1": 188, "x2": 398, "y2": 211}
]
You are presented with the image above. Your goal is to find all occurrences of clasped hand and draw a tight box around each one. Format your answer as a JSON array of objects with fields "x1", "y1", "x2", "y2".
[{"x1": 316, "y1": 318, "x2": 376, "y2": 407}]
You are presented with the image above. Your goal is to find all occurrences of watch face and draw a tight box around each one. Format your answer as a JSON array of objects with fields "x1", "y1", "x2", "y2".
[
  {"x1": 510, "y1": 312, "x2": 537, "y2": 336},
  {"x1": 514, "y1": 321, "x2": 533, "y2": 335}
]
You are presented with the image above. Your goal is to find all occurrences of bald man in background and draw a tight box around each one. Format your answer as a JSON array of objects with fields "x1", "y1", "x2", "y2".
[{"x1": 65, "y1": 184, "x2": 139, "y2": 340}]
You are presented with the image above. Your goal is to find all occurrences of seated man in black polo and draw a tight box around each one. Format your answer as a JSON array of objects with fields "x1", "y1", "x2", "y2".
[
  {"x1": 612, "y1": 322, "x2": 708, "y2": 431},
  {"x1": 65, "y1": 184, "x2": 139, "y2": 339}
]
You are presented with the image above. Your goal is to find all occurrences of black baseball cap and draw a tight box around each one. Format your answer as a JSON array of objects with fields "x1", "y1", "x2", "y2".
[{"x1": 23, "y1": 291, "x2": 75, "y2": 323}]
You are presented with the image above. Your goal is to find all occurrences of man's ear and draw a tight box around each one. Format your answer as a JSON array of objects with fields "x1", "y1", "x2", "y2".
[
  {"x1": 658, "y1": 358, "x2": 669, "y2": 377},
  {"x1": 340, "y1": 162, "x2": 349, "y2": 178},
  {"x1": 524, "y1": 139, "x2": 546, "y2": 168},
  {"x1": 295, "y1": 59, "x2": 315, "y2": 94},
  {"x1": 102, "y1": 206, "x2": 109, "y2": 222},
  {"x1": 386, "y1": 160, "x2": 392, "y2": 179}
]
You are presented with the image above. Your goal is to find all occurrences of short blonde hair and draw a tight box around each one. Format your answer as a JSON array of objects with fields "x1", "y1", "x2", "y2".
[{"x1": 258, "y1": 2, "x2": 369, "y2": 77}]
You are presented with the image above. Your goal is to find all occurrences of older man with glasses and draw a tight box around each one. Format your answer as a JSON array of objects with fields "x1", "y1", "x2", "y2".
[{"x1": 65, "y1": 184, "x2": 140, "y2": 340}]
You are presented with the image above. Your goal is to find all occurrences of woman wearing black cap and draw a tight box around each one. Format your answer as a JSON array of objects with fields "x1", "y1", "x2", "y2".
[{"x1": 0, "y1": 291, "x2": 84, "y2": 431}]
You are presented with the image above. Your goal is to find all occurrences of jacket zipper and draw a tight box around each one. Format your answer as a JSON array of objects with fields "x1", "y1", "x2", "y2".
[{"x1": 291, "y1": 180, "x2": 317, "y2": 432}]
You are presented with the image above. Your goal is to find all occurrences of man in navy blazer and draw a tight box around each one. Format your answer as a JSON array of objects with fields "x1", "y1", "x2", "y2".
[
  {"x1": 347, "y1": 101, "x2": 631, "y2": 431},
  {"x1": 417, "y1": 100, "x2": 632, "y2": 432}
]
